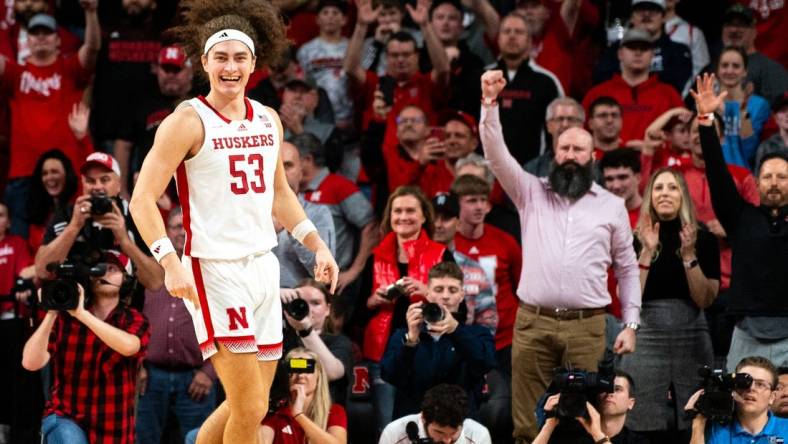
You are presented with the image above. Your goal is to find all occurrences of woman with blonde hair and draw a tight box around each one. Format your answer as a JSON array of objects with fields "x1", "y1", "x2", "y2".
[
  {"x1": 620, "y1": 167, "x2": 720, "y2": 441},
  {"x1": 260, "y1": 348, "x2": 347, "y2": 444}
]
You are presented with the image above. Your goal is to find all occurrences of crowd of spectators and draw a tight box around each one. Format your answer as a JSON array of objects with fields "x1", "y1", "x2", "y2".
[{"x1": 0, "y1": 0, "x2": 786, "y2": 443}]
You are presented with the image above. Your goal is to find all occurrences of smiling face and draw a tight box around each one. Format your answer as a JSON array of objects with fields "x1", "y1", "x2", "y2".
[
  {"x1": 717, "y1": 49, "x2": 747, "y2": 89},
  {"x1": 650, "y1": 171, "x2": 682, "y2": 220},
  {"x1": 603, "y1": 166, "x2": 640, "y2": 203},
  {"x1": 390, "y1": 194, "x2": 426, "y2": 240},
  {"x1": 444, "y1": 120, "x2": 476, "y2": 160},
  {"x1": 201, "y1": 40, "x2": 256, "y2": 98},
  {"x1": 27, "y1": 27, "x2": 59, "y2": 58},
  {"x1": 82, "y1": 166, "x2": 121, "y2": 198},
  {"x1": 734, "y1": 366, "x2": 776, "y2": 416},
  {"x1": 757, "y1": 157, "x2": 788, "y2": 209},
  {"x1": 41, "y1": 157, "x2": 66, "y2": 197}
]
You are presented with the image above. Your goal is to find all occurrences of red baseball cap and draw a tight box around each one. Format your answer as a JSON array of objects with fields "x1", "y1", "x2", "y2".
[
  {"x1": 158, "y1": 45, "x2": 188, "y2": 68},
  {"x1": 438, "y1": 109, "x2": 479, "y2": 137},
  {"x1": 81, "y1": 152, "x2": 121, "y2": 176},
  {"x1": 103, "y1": 249, "x2": 132, "y2": 274}
]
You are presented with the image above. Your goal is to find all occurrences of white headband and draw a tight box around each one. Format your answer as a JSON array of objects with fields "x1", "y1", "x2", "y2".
[{"x1": 203, "y1": 29, "x2": 255, "y2": 55}]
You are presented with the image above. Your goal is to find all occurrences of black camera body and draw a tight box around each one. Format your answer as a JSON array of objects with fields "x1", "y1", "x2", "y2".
[
  {"x1": 552, "y1": 364, "x2": 615, "y2": 418},
  {"x1": 283, "y1": 298, "x2": 309, "y2": 321},
  {"x1": 695, "y1": 366, "x2": 753, "y2": 424},
  {"x1": 89, "y1": 193, "x2": 114, "y2": 216},
  {"x1": 422, "y1": 302, "x2": 444, "y2": 324},
  {"x1": 384, "y1": 278, "x2": 408, "y2": 301},
  {"x1": 40, "y1": 262, "x2": 106, "y2": 311}
]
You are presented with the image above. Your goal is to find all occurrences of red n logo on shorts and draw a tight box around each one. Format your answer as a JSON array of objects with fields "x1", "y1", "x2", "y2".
[{"x1": 226, "y1": 307, "x2": 249, "y2": 331}]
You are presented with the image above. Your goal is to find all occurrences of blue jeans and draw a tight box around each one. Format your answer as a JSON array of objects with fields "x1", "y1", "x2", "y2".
[
  {"x1": 41, "y1": 414, "x2": 88, "y2": 444},
  {"x1": 184, "y1": 427, "x2": 199, "y2": 444},
  {"x1": 3, "y1": 177, "x2": 30, "y2": 238},
  {"x1": 368, "y1": 361, "x2": 396, "y2": 437},
  {"x1": 135, "y1": 366, "x2": 217, "y2": 444}
]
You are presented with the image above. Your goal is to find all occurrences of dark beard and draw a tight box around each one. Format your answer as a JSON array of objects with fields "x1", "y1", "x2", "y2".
[{"x1": 548, "y1": 160, "x2": 594, "y2": 200}]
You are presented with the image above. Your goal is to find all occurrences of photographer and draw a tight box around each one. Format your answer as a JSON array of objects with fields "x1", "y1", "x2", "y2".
[
  {"x1": 34, "y1": 152, "x2": 160, "y2": 290},
  {"x1": 686, "y1": 356, "x2": 788, "y2": 444},
  {"x1": 281, "y1": 279, "x2": 354, "y2": 406},
  {"x1": 379, "y1": 383, "x2": 492, "y2": 444},
  {"x1": 533, "y1": 371, "x2": 649, "y2": 444},
  {"x1": 185, "y1": 348, "x2": 348, "y2": 444},
  {"x1": 381, "y1": 261, "x2": 496, "y2": 418},
  {"x1": 21, "y1": 250, "x2": 149, "y2": 443}
]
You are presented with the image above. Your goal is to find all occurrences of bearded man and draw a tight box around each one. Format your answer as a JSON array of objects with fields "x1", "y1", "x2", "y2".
[{"x1": 478, "y1": 70, "x2": 642, "y2": 444}]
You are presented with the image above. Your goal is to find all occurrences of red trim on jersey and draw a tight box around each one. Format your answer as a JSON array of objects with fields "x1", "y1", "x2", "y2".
[
  {"x1": 176, "y1": 163, "x2": 193, "y2": 256},
  {"x1": 257, "y1": 341, "x2": 283, "y2": 361},
  {"x1": 196, "y1": 95, "x2": 254, "y2": 123},
  {"x1": 192, "y1": 258, "x2": 215, "y2": 350},
  {"x1": 215, "y1": 335, "x2": 258, "y2": 354},
  {"x1": 244, "y1": 97, "x2": 253, "y2": 121}
]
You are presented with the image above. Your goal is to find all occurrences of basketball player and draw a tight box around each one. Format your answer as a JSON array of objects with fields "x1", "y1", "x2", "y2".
[{"x1": 129, "y1": 1, "x2": 339, "y2": 443}]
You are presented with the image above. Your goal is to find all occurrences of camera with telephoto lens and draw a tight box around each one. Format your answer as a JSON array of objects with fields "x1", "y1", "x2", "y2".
[
  {"x1": 89, "y1": 192, "x2": 114, "y2": 216},
  {"x1": 422, "y1": 302, "x2": 444, "y2": 324},
  {"x1": 694, "y1": 366, "x2": 753, "y2": 424},
  {"x1": 40, "y1": 262, "x2": 106, "y2": 311},
  {"x1": 283, "y1": 298, "x2": 309, "y2": 321},
  {"x1": 384, "y1": 278, "x2": 408, "y2": 301},
  {"x1": 552, "y1": 361, "x2": 615, "y2": 418}
]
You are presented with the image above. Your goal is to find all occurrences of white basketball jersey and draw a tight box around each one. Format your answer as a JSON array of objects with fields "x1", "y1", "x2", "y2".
[{"x1": 176, "y1": 96, "x2": 280, "y2": 259}]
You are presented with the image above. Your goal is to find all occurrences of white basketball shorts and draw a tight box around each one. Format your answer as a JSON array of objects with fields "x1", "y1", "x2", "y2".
[{"x1": 182, "y1": 252, "x2": 283, "y2": 361}]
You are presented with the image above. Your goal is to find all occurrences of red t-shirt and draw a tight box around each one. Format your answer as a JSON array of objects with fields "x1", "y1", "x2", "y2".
[
  {"x1": 532, "y1": 0, "x2": 599, "y2": 98},
  {"x1": 582, "y1": 74, "x2": 684, "y2": 145},
  {"x1": 0, "y1": 234, "x2": 31, "y2": 314},
  {"x1": 2, "y1": 54, "x2": 93, "y2": 179},
  {"x1": 605, "y1": 206, "x2": 639, "y2": 319},
  {"x1": 454, "y1": 224, "x2": 522, "y2": 350},
  {"x1": 262, "y1": 404, "x2": 347, "y2": 444},
  {"x1": 734, "y1": 0, "x2": 788, "y2": 68}
]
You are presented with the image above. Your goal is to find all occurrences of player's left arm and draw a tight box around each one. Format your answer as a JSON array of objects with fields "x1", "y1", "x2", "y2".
[{"x1": 269, "y1": 109, "x2": 339, "y2": 293}]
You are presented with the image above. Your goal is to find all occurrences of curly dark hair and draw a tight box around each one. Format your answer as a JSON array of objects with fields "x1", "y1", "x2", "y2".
[
  {"x1": 167, "y1": 0, "x2": 288, "y2": 74},
  {"x1": 421, "y1": 384, "x2": 468, "y2": 428},
  {"x1": 26, "y1": 149, "x2": 78, "y2": 226}
]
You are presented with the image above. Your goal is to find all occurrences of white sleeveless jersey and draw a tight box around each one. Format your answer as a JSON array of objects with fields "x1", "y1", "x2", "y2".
[{"x1": 176, "y1": 96, "x2": 280, "y2": 259}]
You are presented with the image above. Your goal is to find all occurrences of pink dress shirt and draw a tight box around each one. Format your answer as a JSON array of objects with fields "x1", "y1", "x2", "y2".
[{"x1": 480, "y1": 105, "x2": 641, "y2": 324}]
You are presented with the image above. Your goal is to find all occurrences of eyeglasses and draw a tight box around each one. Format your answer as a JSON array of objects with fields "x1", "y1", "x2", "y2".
[
  {"x1": 549, "y1": 116, "x2": 583, "y2": 124},
  {"x1": 743, "y1": 379, "x2": 774, "y2": 392},
  {"x1": 396, "y1": 116, "x2": 426, "y2": 125}
]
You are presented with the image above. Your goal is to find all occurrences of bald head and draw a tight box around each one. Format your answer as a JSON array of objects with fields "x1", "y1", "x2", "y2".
[
  {"x1": 281, "y1": 141, "x2": 302, "y2": 193},
  {"x1": 555, "y1": 127, "x2": 594, "y2": 166}
]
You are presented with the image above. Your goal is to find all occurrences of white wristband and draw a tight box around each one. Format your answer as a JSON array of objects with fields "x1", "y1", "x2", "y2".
[
  {"x1": 291, "y1": 219, "x2": 318, "y2": 244},
  {"x1": 150, "y1": 237, "x2": 176, "y2": 263}
]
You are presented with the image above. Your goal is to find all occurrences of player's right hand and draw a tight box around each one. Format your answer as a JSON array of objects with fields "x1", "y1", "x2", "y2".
[{"x1": 163, "y1": 259, "x2": 200, "y2": 309}]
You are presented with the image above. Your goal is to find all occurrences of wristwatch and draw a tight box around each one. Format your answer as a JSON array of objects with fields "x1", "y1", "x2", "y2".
[
  {"x1": 624, "y1": 322, "x2": 640, "y2": 332},
  {"x1": 683, "y1": 258, "x2": 699, "y2": 269},
  {"x1": 298, "y1": 326, "x2": 313, "y2": 338}
]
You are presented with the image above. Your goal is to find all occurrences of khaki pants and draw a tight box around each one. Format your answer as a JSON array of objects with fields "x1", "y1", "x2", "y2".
[{"x1": 511, "y1": 305, "x2": 606, "y2": 443}]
